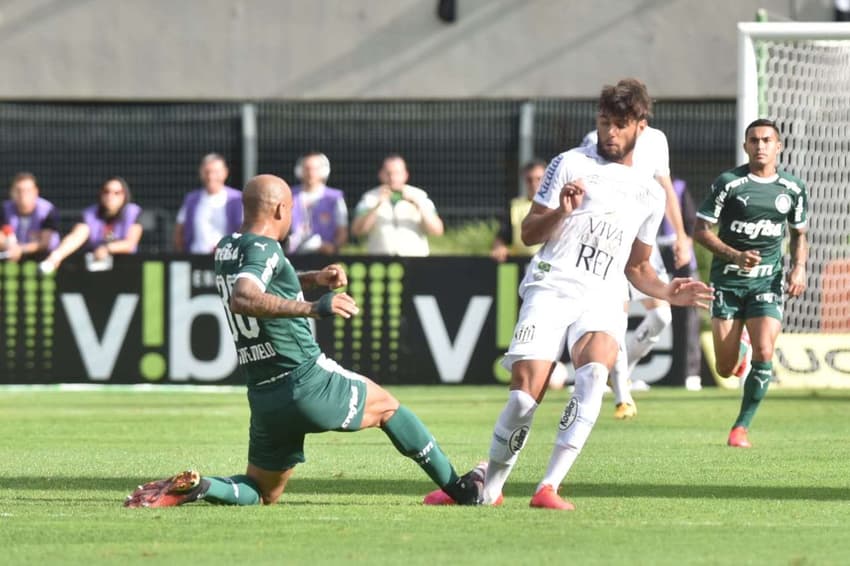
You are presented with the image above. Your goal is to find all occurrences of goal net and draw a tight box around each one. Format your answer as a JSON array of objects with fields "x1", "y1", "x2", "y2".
[{"x1": 738, "y1": 22, "x2": 850, "y2": 334}]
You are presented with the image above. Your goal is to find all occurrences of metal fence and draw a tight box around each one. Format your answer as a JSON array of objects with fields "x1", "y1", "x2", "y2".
[{"x1": 0, "y1": 100, "x2": 738, "y2": 252}]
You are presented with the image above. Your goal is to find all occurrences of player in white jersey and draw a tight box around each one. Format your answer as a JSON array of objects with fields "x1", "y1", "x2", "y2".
[
  {"x1": 423, "y1": 78, "x2": 713, "y2": 509},
  {"x1": 580, "y1": 126, "x2": 692, "y2": 419}
]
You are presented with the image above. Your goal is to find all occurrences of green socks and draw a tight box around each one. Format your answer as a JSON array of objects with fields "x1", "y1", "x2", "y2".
[
  {"x1": 382, "y1": 405, "x2": 459, "y2": 488},
  {"x1": 734, "y1": 361, "x2": 773, "y2": 429},
  {"x1": 201, "y1": 475, "x2": 261, "y2": 505}
]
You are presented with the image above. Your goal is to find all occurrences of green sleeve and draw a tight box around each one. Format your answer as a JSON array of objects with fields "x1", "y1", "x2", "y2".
[
  {"x1": 696, "y1": 176, "x2": 729, "y2": 224},
  {"x1": 237, "y1": 239, "x2": 282, "y2": 292}
]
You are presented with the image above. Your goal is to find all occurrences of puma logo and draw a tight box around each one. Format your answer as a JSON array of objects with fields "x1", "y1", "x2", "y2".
[
  {"x1": 754, "y1": 374, "x2": 770, "y2": 387},
  {"x1": 736, "y1": 195, "x2": 751, "y2": 206},
  {"x1": 253, "y1": 242, "x2": 269, "y2": 251}
]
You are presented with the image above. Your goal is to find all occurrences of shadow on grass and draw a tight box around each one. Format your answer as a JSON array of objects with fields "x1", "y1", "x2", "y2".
[{"x1": 3, "y1": 476, "x2": 849, "y2": 502}]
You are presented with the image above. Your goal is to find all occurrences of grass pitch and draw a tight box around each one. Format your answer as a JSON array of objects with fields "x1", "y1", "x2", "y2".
[{"x1": 1, "y1": 386, "x2": 849, "y2": 565}]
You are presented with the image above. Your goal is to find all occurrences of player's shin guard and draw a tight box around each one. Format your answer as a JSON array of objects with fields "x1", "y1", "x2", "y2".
[
  {"x1": 202, "y1": 475, "x2": 261, "y2": 505},
  {"x1": 610, "y1": 342, "x2": 633, "y2": 406},
  {"x1": 734, "y1": 361, "x2": 772, "y2": 429},
  {"x1": 383, "y1": 405, "x2": 458, "y2": 488},
  {"x1": 539, "y1": 362, "x2": 608, "y2": 490},
  {"x1": 626, "y1": 305, "x2": 672, "y2": 374},
  {"x1": 483, "y1": 389, "x2": 538, "y2": 504}
]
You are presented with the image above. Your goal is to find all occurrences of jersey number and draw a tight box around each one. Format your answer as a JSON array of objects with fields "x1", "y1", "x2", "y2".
[{"x1": 215, "y1": 274, "x2": 261, "y2": 341}]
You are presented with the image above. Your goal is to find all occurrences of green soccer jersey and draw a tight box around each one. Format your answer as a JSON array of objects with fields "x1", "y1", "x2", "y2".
[
  {"x1": 697, "y1": 164, "x2": 808, "y2": 289},
  {"x1": 214, "y1": 232, "x2": 321, "y2": 388}
]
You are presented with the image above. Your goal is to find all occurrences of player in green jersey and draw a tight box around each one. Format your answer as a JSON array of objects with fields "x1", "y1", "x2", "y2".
[
  {"x1": 694, "y1": 118, "x2": 808, "y2": 448},
  {"x1": 125, "y1": 174, "x2": 483, "y2": 507}
]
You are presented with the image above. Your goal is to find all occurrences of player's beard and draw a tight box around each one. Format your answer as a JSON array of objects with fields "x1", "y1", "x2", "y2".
[{"x1": 596, "y1": 133, "x2": 638, "y2": 163}]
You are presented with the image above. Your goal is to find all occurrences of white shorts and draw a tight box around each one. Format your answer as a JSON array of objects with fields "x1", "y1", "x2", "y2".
[
  {"x1": 628, "y1": 242, "x2": 669, "y2": 302},
  {"x1": 501, "y1": 287, "x2": 627, "y2": 370}
]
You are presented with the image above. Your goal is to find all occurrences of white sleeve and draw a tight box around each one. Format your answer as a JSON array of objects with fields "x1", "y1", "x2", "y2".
[
  {"x1": 176, "y1": 203, "x2": 187, "y2": 224},
  {"x1": 651, "y1": 130, "x2": 671, "y2": 179},
  {"x1": 354, "y1": 192, "x2": 376, "y2": 217},
  {"x1": 636, "y1": 191, "x2": 666, "y2": 246},
  {"x1": 334, "y1": 197, "x2": 349, "y2": 226},
  {"x1": 533, "y1": 153, "x2": 570, "y2": 210},
  {"x1": 580, "y1": 130, "x2": 597, "y2": 148}
]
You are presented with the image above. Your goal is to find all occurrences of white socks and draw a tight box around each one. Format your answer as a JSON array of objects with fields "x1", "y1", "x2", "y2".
[
  {"x1": 625, "y1": 305, "x2": 672, "y2": 375},
  {"x1": 538, "y1": 362, "x2": 608, "y2": 491},
  {"x1": 611, "y1": 343, "x2": 633, "y2": 405},
  {"x1": 483, "y1": 389, "x2": 538, "y2": 504}
]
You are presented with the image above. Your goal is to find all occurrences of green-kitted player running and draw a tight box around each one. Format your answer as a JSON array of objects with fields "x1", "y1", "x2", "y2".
[
  {"x1": 125, "y1": 174, "x2": 482, "y2": 508},
  {"x1": 694, "y1": 118, "x2": 809, "y2": 448}
]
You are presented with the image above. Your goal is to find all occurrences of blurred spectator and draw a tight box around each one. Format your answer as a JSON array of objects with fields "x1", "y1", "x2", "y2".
[
  {"x1": 174, "y1": 153, "x2": 242, "y2": 254},
  {"x1": 288, "y1": 152, "x2": 348, "y2": 255},
  {"x1": 351, "y1": 154, "x2": 443, "y2": 256},
  {"x1": 0, "y1": 172, "x2": 60, "y2": 262},
  {"x1": 40, "y1": 177, "x2": 143, "y2": 271},
  {"x1": 658, "y1": 177, "x2": 703, "y2": 386},
  {"x1": 490, "y1": 159, "x2": 546, "y2": 262}
]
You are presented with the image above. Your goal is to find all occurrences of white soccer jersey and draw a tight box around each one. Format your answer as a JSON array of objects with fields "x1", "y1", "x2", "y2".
[
  {"x1": 581, "y1": 126, "x2": 670, "y2": 180},
  {"x1": 521, "y1": 144, "x2": 666, "y2": 302}
]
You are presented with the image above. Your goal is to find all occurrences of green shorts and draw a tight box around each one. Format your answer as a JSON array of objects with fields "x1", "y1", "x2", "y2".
[
  {"x1": 246, "y1": 355, "x2": 368, "y2": 471},
  {"x1": 710, "y1": 274, "x2": 784, "y2": 321}
]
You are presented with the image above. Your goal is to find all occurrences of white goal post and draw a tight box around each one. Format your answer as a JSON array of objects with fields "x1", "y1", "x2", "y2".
[
  {"x1": 737, "y1": 22, "x2": 850, "y2": 163},
  {"x1": 731, "y1": 22, "x2": 850, "y2": 388}
]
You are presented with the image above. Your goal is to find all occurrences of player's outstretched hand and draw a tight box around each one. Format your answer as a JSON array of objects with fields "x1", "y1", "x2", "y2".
[
  {"x1": 559, "y1": 180, "x2": 585, "y2": 216},
  {"x1": 316, "y1": 264, "x2": 348, "y2": 289},
  {"x1": 786, "y1": 264, "x2": 807, "y2": 297},
  {"x1": 312, "y1": 292, "x2": 360, "y2": 319},
  {"x1": 666, "y1": 277, "x2": 714, "y2": 310}
]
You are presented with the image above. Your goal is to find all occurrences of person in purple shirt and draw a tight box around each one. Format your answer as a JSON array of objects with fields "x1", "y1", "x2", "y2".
[
  {"x1": 174, "y1": 153, "x2": 243, "y2": 254},
  {"x1": 41, "y1": 177, "x2": 143, "y2": 272},
  {"x1": 0, "y1": 172, "x2": 60, "y2": 262},
  {"x1": 288, "y1": 152, "x2": 348, "y2": 255}
]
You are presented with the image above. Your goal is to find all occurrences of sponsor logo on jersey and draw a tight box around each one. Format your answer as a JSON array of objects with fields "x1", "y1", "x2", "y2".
[
  {"x1": 214, "y1": 242, "x2": 239, "y2": 261},
  {"x1": 722, "y1": 263, "x2": 775, "y2": 278},
  {"x1": 508, "y1": 425, "x2": 529, "y2": 454},
  {"x1": 774, "y1": 193, "x2": 793, "y2": 214},
  {"x1": 537, "y1": 154, "x2": 564, "y2": 199},
  {"x1": 729, "y1": 219, "x2": 783, "y2": 239},
  {"x1": 736, "y1": 195, "x2": 751, "y2": 207},
  {"x1": 559, "y1": 398, "x2": 579, "y2": 430}
]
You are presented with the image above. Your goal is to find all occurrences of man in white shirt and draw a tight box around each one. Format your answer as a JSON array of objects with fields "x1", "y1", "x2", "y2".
[
  {"x1": 424, "y1": 78, "x2": 712, "y2": 510},
  {"x1": 581, "y1": 125, "x2": 690, "y2": 418},
  {"x1": 351, "y1": 154, "x2": 443, "y2": 256},
  {"x1": 174, "y1": 154, "x2": 243, "y2": 254}
]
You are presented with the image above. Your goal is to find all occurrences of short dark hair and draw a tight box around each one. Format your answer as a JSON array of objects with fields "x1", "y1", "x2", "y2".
[
  {"x1": 522, "y1": 159, "x2": 547, "y2": 173},
  {"x1": 598, "y1": 78, "x2": 653, "y2": 122},
  {"x1": 10, "y1": 172, "x2": 37, "y2": 189},
  {"x1": 745, "y1": 118, "x2": 781, "y2": 140}
]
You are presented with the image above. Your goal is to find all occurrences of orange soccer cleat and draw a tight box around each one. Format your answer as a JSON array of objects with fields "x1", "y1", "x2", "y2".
[
  {"x1": 727, "y1": 426, "x2": 753, "y2": 448},
  {"x1": 124, "y1": 470, "x2": 205, "y2": 508},
  {"x1": 529, "y1": 484, "x2": 575, "y2": 510}
]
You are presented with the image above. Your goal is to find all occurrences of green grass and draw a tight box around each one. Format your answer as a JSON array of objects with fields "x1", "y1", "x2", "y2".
[{"x1": 2, "y1": 387, "x2": 850, "y2": 565}]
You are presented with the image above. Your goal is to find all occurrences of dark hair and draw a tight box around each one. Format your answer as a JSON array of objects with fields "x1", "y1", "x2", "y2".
[
  {"x1": 98, "y1": 176, "x2": 132, "y2": 220},
  {"x1": 598, "y1": 78, "x2": 653, "y2": 122},
  {"x1": 745, "y1": 118, "x2": 781, "y2": 140},
  {"x1": 10, "y1": 171, "x2": 38, "y2": 189}
]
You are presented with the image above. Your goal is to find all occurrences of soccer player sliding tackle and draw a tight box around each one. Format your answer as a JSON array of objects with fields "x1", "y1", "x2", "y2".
[
  {"x1": 125, "y1": 175, "x2": 483, "y2": 508},
  {"x1": 425, "y1": 78, "x2": 713, "y2": 510}
]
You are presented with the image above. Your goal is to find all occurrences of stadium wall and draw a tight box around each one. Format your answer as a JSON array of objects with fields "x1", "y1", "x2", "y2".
[{"x1": 0, "y1": 0, "x2": 833, "y2": 100}]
